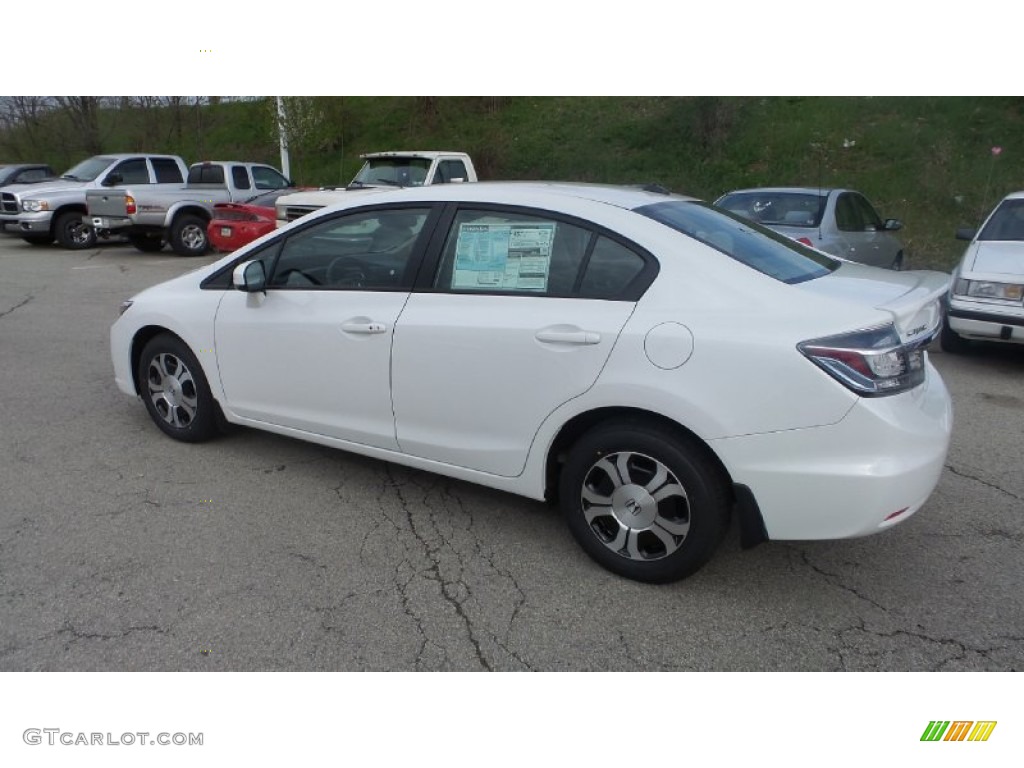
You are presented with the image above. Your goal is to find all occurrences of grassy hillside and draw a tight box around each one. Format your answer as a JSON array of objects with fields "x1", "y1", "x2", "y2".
[{"x1": 4, "y1": 96, "x2": 1021, "y2": 269}]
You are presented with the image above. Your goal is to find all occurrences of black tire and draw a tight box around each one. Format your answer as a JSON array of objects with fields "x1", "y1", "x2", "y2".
[
  {"x1": 559, "y1": 421, "x2": 730, "y2": 583},
  {"x1": 169, "y1": 213, "x2": 210, "y2": 256},
  {"x1": 129, "y1": 233, "x2": 164, "y2": 253},
  {"x1": 21, "y1": 235, "x2": 53, "y2": 246},
  {"x1": 939, "y1": 316, "x2": 971, "y2": 354},
  {"x1": 53, "y1": 210, "x2": 97, "y2": 249},
  {"x1": 137, "y1": 333, "x2": 219, "y2": 443}
]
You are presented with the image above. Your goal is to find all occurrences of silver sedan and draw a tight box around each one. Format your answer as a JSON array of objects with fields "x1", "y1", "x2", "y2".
[{"x1": 716, "y1": 187, "x2": 905, "y2": 269}]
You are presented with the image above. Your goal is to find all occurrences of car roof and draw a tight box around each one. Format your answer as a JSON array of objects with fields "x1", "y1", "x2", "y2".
[
  {"x1": 338, "y1": 181, "x2": 700, "y2": 211},
  {"x1": 361, "y1": 151, "x2": 466, "y2": 160},
  {"x1": 998, "y1": 191, "x2": 1024, "y2": 201},
  {"x1": 721, "y1": 187, "x2": 837, "y2": 196}
]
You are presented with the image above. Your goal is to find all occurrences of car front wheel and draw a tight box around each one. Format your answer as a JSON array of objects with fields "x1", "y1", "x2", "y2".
[
  {"x1": 137, "y1": 334, "x2": 219, "y2": 442},
  {"x1": 169, "y1": 214, "x2": 211, "y2": 256},
  {"x1": 939, "y1": 316, "x2": 971, "y2": 354},
  {"x1": 559, "y1": 422, "x2": 730, "y2": 583}
]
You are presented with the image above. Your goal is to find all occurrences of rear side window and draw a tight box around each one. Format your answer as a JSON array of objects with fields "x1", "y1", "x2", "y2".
[
  {"x1": 231, "y1": 166, "x2": 252, "y2": 190},
  {"x1": 638, "y1": 200, "x2": 838, "y2": 284},
  {"x1": 433, "y1": 209, "x2": 590, "y2": 295},
  {"x1": 579, "y1": 237, "x2": 646, "y2": 299},
  {"x1": 151, "y1": 158, "x2": 184, "y2": 184}
]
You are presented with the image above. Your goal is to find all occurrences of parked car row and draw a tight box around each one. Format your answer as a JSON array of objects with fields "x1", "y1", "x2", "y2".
[{"x1": 0, "y1": 153, "x2": 293, "y2": 255}]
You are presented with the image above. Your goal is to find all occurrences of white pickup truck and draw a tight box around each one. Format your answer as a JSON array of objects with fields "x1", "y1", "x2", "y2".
[
  {"x1": 275, "y1": 151, "x2": 477, "y2": 225},
  {"x1": 86, "y1": 161, "x2": 292, "y2": 256}
]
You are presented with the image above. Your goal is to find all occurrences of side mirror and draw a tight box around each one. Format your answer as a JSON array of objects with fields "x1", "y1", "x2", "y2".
[
  {"x1": 102, "y1": 172, "x2": 123, "y2": 187},
  {"x1": 884, "y1": 218, "x2": 903, "y2": 231},
  {"x1": 955, "y1": 227, "x2": 976, "y2": 241},
  {"x1": 232, "y1": 260, "x2": 267, "y2": 293}
]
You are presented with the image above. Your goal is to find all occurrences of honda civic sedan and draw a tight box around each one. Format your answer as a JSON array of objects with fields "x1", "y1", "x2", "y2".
[{"x1": 111, "y1": 182, "x2": 953, "y2": 583}]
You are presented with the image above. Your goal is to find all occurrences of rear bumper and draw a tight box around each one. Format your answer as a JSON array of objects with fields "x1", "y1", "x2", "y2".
[{"x1": 710, "y1": 359, "x2": 952, "y2": 540}]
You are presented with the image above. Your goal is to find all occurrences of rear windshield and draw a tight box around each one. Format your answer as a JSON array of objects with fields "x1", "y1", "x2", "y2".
[
  {"x1": 979, "y1": 198, "x2": 1024, "y2": 241},
  {"x1": 716, "y1": 191, "x2": 826, "y2": 228},
  {"x1": 636, "y1": 200, "x2": 838, "y2": 284}
]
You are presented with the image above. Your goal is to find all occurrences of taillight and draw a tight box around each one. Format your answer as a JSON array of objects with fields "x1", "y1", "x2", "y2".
[
  {"x1": 798, "y1": 324, "x2": 926, "y2": 397},
  {"x1": 125, "y1": 195, "x2": 137, "y2": 215},
  {"x1": 795, "y1": 237, "x2": 814, "y2": 247}
]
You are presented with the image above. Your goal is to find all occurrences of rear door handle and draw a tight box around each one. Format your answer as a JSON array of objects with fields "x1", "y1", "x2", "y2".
[{"x1": 536, "y1": 329, "x2": 601, "y2": 345}]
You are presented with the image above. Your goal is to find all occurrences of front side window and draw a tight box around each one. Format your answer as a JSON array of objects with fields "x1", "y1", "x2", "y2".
[
  {"x1": 433, "y1": 209, "x2": 591, "y2": 295},
  {"x1": 269, "y1": 208, "x2": 431, "y2": 290},
  {"x1": 435, "y1": 160, "x2": 469, "y2": 183},
  {"x1": 252, "y1": 166, "x2": 289, "y2": 190},
  {"x1": 851, "y1": 194, "x2": 883, "y2": 230},
  {"x1": 638, "y1": 200, "x2": 838, "y2": 284},
  {"x1": 834, "y1": 193, "x2": 863, "y2": 232},
  {"x1": 979, "y1": 198, "x2": 1024, "y2": 241},
  {"x1": 111, "y1": 159, "x2": 150, "y2": 184}
]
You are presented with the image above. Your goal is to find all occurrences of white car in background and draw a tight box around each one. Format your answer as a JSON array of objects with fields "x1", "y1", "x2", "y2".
[
  {"x1": 942, "y1": 191, "x2": 1024, "y2": 352},
  {"x1": 111, "y1": 182, "x2": 953, "y2": 583}
]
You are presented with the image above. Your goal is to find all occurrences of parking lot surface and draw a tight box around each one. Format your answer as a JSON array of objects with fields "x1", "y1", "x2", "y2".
[{"x1": 1, "y1": 234, "x2": 1021, "y2": 671}]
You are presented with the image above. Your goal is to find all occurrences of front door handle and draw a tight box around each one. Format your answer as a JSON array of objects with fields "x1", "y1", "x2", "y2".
[
  {"x1": 536, "y1": 328, "x2": 601, "y2": 345},
  {"x1": 341, "y1": 320, "x2": 388, "y2": 334}
]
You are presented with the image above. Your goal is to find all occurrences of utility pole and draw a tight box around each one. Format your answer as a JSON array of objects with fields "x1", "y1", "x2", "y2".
[{"x1": 276, "y1": 96, "x2": 291, "y2": 179}]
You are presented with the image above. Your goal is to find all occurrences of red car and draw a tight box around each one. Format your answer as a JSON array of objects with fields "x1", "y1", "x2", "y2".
[{"x1": 208, "y1": 189, "x2": 298, "y2": 252}]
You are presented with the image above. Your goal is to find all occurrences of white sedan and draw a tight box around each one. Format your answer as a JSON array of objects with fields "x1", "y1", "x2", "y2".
[
  {"x1": 111, "y1": 182, "x2": 953, "y2": 583},
  {"x1": 942, "y1": 190, "x2": 1024, "y2": 352}
]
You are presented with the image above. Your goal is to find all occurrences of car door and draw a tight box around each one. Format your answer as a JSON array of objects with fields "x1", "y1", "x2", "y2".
[
  {"x1": 391, "y1": 206, "x2": 654, "y2": 477},
  {"x1": 214, "y1": 206, "x2": 436, "y2": 450}
]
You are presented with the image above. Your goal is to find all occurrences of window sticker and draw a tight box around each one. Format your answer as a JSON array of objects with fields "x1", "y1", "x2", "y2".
[{"x1": 451, "y1": 222, "x2": 556, "y2": 291}]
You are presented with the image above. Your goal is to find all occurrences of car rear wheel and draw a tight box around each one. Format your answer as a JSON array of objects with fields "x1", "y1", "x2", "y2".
[
  {"x1": 939, "y1": 316, "x2": 972, "y2": 354},
  {"x1": 137, "y1": 334, "x2": 219, "y2": 442},
  {"x1": 54, "y1": 211, "x2": 97, "y2": 249},
  {"x1": 169, "y1": 214, "x2": 211, "y2": 256},
  {"x1": 559, "y1": 421, "x2": 730, "y2": 583}
]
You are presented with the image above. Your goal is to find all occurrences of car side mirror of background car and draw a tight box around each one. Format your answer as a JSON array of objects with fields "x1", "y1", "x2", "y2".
[
  {"x1": 102, "y1": 173, "x2": 123, "y2": 187},
  {"x1": 884, "y1": 219, "x2": 903, "y2": 231},
  {"x1": 955, "y1": 227, "x2": 977, "y2": 241},
  {"x1": 232, "y1": 260, "x2": 266, "y2": 293}
]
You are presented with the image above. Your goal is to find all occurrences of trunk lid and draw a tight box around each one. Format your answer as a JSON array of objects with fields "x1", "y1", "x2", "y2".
[{"x1": 796, "y1": 263, "x2": 950, "y2": 345}]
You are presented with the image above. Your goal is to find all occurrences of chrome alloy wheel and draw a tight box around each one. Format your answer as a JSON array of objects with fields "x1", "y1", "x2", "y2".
[
  {"x1": 146, "y1": 352, "x2": 198, "y2": 428},
  {"x1": 580, "y1": 451, "x2": 691, "y2": 561},
  {"x1": 180, "y1": 223, "x2": 207, "y2": 251}
]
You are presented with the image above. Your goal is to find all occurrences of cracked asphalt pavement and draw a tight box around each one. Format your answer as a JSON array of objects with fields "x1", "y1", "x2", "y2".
[{"x1": 1, "y1": 234, "x2": 1022, "y2": 671}]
